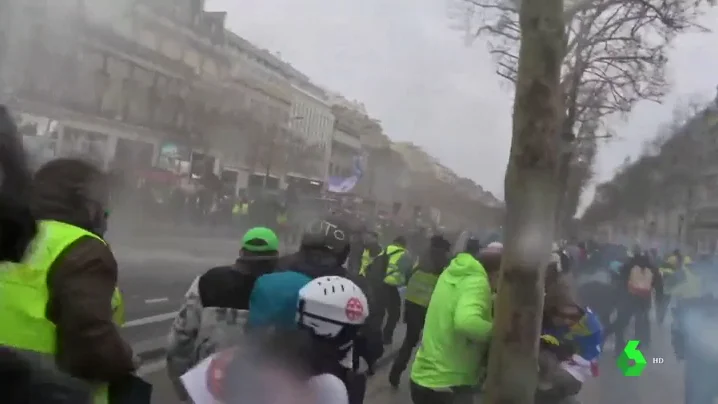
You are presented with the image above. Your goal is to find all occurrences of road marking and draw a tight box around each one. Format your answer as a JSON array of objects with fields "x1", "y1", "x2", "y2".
[
  {"x1": 145, "y1": 297, "x2": 170, "y2": 304},
  {"x1": 137, "y1": 359, "x2": 166, "y2": 376},
  {"x1": 124, "y1": 312, "x2": 178, "y2": 328}
]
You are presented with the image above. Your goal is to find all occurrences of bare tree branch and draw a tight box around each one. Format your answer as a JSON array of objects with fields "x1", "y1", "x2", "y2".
[
  {"x1": 452, "y1": 0, "x2": 715, "y2": 221},
  {"x1": 454, "y1": 0, "x2": 715, "y2": 129},
  {"x1": 582, "y1": 98, "x2": 714, "y2": 225}
]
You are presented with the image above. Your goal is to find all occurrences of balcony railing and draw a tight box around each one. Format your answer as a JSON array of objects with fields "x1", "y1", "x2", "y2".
[{"x1": 81, "y1": 21, "x2": 195, "y2": 79}]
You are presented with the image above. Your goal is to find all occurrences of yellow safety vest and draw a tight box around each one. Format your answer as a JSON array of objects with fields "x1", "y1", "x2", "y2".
[
  {"x1": 241, "y1": 203, "x2": 249, "y2": 215},
  {"x1": 659, "y1": 267, "x2": 674, "y2": 277},
  {"x1": 404, "y1": 268, "x2": 439, "y2": 307},
  {"x1": 359, "y1": 249, "x2": 375, "y2": 276},
  {"x1": 0, "y1": 220, "x2": 125, "y2": 404},
  {"x1": 277, "y1": 213, "x2": 288, "y2": 224},
  {"x1": 670, "y1": 267, "x2": 703, "y2": 300},
  {"x1": 383, "y1": 245, "x2": 407, "y2": 286}
]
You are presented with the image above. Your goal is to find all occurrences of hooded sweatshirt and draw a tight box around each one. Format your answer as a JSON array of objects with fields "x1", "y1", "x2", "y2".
[
  {"x1": 166, "y1": 256, "x2": 276, "y2": 400},
  {"x1": 410, "y1": 252, "x2": 493, "y2": 389}
]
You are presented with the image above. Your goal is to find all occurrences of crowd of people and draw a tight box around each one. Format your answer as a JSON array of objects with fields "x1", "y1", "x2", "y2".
[
  {"x1": 575, "y1": 241, "x2": 718, "y2": 404},
  {"x1": 0, "y1": 101, "x2": 717, "y2": 404}
]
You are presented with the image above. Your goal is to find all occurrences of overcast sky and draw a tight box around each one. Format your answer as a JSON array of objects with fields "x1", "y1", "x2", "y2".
[{"x1": 208, "y1": 0, "x2": 718, "y2": 210}]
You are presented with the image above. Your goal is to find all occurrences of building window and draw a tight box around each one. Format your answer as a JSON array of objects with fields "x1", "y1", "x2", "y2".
[
  {"x1": 138, "y1": 29, "x2": 157, "y2": 50},
  {"x1": 184, "y1": 49, "x2": 201, "y2": 69},
  {"x1": 204, "y1": 59, "x2": 217, "y2": 77},
  {"x1": 107, "y1": 57, "x2": 130, "y2": 79},
  {"x1": 161, "y1": 39, "x2": 183, "y2": 60},
  {"x1": 100, "y1": 58, "x2": 128, "y2": 117},
  {"x1": 126, "y1": 66, "x2": 154, "y2": 123}
]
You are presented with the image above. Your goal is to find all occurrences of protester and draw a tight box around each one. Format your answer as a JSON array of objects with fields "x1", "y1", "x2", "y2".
[
  {"x1": 389, "y1": 235, "x2": 451, "y2": 387},
  {"x1": 348, "y1": 228, "x2": 382, "y2": 276},
  {"x1": 270, "y1": 216, "x2": 382, "y2": 404},
  {"x1": 409, "y1": 236, "x2": 494, "y2": 404},
  {"x1": 0, "y1": 157, "x2": 137, "y2": 400},
  {"x1": 0, "y1": 106, "x2": 93, "y2": 404},
  {"x1": 373, "y1": 236, "x2": 415, "y2": 345},
  {"x1": 538, "y1": 292, "x2": 602, "y2": 404},
  {"x1": 0, "y1": 105, "x2": 36, "y2": 263},
  {"x1": 610, "y1": 246, "x2": 663, "y2": 352},
  {"x1": 166, "y1": 227, "x2": 280, "y2": 400},
  {"x1": 190, "y1": 276, "x2": 370, "y2": 404}
]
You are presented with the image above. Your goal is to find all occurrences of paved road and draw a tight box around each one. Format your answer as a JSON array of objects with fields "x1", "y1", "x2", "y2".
[
  {"x1": 112, "y1": 233, "x2": 298, "y2": 345},
  {"x1": 572, "y1": 271, "x2": 684, "y2": 403},
  {"x1": 578, "y1": 323, "x2": 683, "y2": 404},
  {"x1": 111, "y1": 234, "x2": 297, "y2": 359},
  {"x1": 111, "y1": 236, "x2": 248, "y2": 350}
]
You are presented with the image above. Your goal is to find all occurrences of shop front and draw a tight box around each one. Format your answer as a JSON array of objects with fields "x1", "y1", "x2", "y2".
[
  {"x1": 156, "y1": 141, "x2": 192, "y2": 175},
  {"x1": 220, "y1": 169, "x2": 239, "y2": 197},
  {"x1": 286, "y1": 174, "x2": 323, "y2": 196},
  {"x1": 114, "y1": 137, "x2": 154, "y2": 169},
  {"x1": 59, "y1": 126, "x2": 110, "y2": 167},
  {"x1": 248, "y1": 173, "x2": 280, "y2": 190}
]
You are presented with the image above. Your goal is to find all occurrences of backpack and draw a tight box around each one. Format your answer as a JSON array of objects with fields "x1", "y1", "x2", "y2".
[{"x1": 628, "y1": 266, "x2": 653, "y2": 297}]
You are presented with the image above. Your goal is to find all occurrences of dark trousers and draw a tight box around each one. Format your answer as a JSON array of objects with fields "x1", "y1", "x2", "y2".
[
  {"x1": 611, "y1": 295, "x2": 651, "y2": 351},
  {"x1": 378, "y1": 283, "x2": 401, "y2": 343},
  {"x1": 410, "y1": 381, "x2": 474, "y2": 404},
  {"x1": 656, "y1": 293, "x2": 671, "y2": 324},
  {"x1": 347, "y1": 373, "x2": 367, "y2": 404},
  {"x1": 390, "y1": 301, "x2": 426, "y2": 379}
]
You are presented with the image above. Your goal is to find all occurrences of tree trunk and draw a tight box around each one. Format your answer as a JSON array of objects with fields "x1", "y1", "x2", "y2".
[
  {"x1": 484, "y1": 0, "x2": 565, "y2": 402},
  {"x1": 554, "y1": 150, "x2": 572, "y2": 237}
]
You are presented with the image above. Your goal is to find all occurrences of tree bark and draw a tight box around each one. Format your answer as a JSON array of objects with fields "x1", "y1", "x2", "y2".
[{"x1": 484, "y1": 0, "x2": 564, "y2": 402}]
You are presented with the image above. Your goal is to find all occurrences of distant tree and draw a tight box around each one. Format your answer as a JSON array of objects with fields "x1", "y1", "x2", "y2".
[
  {"x1": 246, "y1": 123, "x2": 326, "y2": 184},
  {"x1": 582, "y1": 100, "x2": 713, "y2": 227},
  {"x1": 279, "y1": 136, "x2": 326, "y2": 179}
]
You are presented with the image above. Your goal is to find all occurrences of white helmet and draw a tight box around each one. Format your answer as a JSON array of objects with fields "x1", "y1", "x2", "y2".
[
  {"x1": 550, "y1": 243, "x2": 569, "y2": 274},
  {"x1": 297, "y1": 276, "x2": 368, "y2": 341}
]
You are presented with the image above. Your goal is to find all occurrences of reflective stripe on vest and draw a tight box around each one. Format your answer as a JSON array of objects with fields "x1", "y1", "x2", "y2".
[
  {"x1": 659, "y1": 267, "x2": 674, "y2": 277},
  {"x1": 383, "y1": 245, "x2": 406, "y2": 286},
  {"x1": 0, "y1": 220, "x2": 124, "y2": 404},
  {"x1": 404, "y1": 269, "x2": 439, "y2": 307},
  {"x1": 359, "y1": 249, "x2": 374, "y2": 276}
]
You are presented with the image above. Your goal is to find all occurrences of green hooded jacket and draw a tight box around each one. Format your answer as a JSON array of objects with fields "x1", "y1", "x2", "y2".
[{"x1": 410, "y1": 252, "x2": 493, "y2": 389}]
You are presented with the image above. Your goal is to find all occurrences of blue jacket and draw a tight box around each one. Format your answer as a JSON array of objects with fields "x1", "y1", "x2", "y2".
[{"x1": 543, "y1": 307, "x2": 603, "y2": 363}]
